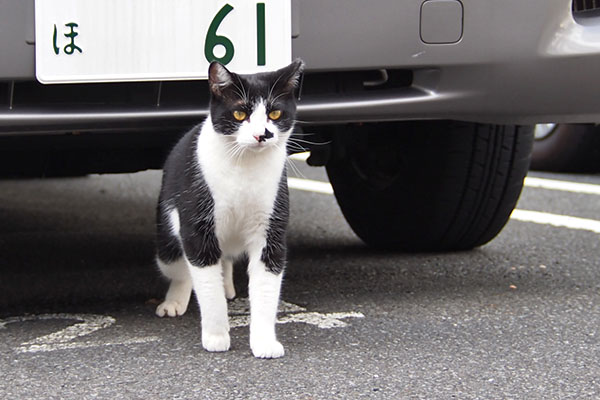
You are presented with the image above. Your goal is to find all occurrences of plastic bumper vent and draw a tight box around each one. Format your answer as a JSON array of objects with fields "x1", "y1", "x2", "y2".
[{"x1": 573, "y1": 0, "x2": 600, "y2": 14}]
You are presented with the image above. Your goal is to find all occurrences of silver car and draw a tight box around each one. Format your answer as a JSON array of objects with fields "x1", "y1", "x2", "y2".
[{"x1": 1, "y1": 0, "x2": 599, "y2": 251}]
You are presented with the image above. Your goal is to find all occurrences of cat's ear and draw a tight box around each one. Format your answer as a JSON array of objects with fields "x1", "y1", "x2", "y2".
[
  {"x1": 208, "y1": 62, "x2": 235, "y2": 97},
  {"x1": 273, "y1": 59, "x2": 305, "y2": 93}
]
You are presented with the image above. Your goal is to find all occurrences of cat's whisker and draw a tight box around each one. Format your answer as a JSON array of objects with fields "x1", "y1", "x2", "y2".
[
  {"x1": 236, "y1": 147, "x2": 248, "y2": 166},
  {"x1": 224, "y1": 143, "x2": 237, "y2": 155},
  {"x1": 224, "y1": 144, "x2": 240, "y2": 158},
  {"x1": 225, "y1": 139, "x2": 239, "y2": 148},
  {"x1": 228, "y1": 149, "x2": 242, "y2": 167},
  {"x1": 267, "y1": 74, "x2": 284, "y2": 102},
  {"x1": 231, "y1": 145, "x2": 247, "y2": 166},
  {"x1": 289, "y1": 138, "x2": 332, "y2": 146},
  {"x1": 229, "y1": 85, "x2": 247, "y2": 103},
  {"x1": 286, "y1": 157, "x2": 307, "y2": 179},
  {"x1": 224, "y1": 148, "x2": 237, "y2": 162},
  {"x1": 232, "y1": 89, "x2": 246, "y2": 102},
  {"x1": 287, "y1": 144, "x2": 309, "y2": 154},
  {"x1": 274, "y1": 142, "x2": 306, "y2": 179},
  {"x1": 295, "y1": 132, "x2": 327, "y2": 136},
  {"x1": 233, "y1": 75, "x2": 248, "y2": 103},
  {"x1": 224, "y1": 141, "x2": 246, "y2": 165},
  {"x1": 286, "y1": 141, "x2": 309, "y2": 152},
  {"x1": 290, "y1": 132, "x2": 320, "y2": 137},
  {"x1": 288, "y1": 142, "x2": 309, "y2": 150},
  {"x1": 270, "y1": 91, "x2": 288, "y2": 104}
]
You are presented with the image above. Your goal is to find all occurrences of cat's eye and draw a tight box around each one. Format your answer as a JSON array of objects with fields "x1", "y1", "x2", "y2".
[
  {"x1": 268, "y1": 110, "x2": 282, "y2": 120},
  {"x1": 232, "y1": 110, "x2": 247, "y2": 121}
]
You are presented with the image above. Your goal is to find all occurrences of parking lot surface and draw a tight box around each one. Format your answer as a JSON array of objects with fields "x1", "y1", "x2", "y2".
[{"x1": 1, "y1": 158, "x2": 599, "y2": 399}]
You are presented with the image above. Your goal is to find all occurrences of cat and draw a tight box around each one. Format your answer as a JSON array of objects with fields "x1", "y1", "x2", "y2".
[{"x1": 154, "y1": 59, "x2": 304, "y2": 359}]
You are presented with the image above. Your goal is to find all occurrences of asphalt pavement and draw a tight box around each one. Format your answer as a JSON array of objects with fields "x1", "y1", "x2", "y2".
[{"x1": 1, "y1": 158, "x2": 599, "y2": 399}]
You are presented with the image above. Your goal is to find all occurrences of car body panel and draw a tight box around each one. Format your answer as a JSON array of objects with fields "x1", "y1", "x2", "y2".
[{"x1": 1, "y1": 0, "x2": 600, "y2": 133}]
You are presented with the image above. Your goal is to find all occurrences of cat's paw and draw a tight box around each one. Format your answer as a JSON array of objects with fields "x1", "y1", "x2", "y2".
[
  {"x1": 202, "y1": 332, "x2": 231, "y2": 352},
  {"x1": 155, "y1": 300, "x2": 187, "y2": 317},
  {"x1": 224, "y1": 282, "x2": 236, "y2": 300},
  {"x1": 250, "y1": 338, "x2": 285, "y2": 359}
]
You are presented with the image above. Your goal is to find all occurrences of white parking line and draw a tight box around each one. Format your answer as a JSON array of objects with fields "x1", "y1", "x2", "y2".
[
  {"x1": 525, "y1": 176, "x2": 600, "y2": 195},
  {"x1": 510, "y1": 209, "x2": 600, "y2": 234},
  {"x1": 228, "y1": 298, "x2": 364, "y2": 329},
  {"x1": 2, "y1": 303, "x2": 364, "y2": 354},
  {"x1": 18, "y1": 336, "x2": 161, "y2": 354},
  {"x1": 0, "y1": 313, "x2": 160, "y2": 354},
  {"x1": 288, "y1": 176, "x2": 600, "y2": 234},
  {"x1": 291, "y1": 152, "x2": 600, "y2": 196},
  {"x1": 288, "y1": 177, "x2": 334, "y2": 195},
  {"x1": 289, "y1": 152, "x2": 310, "y2": 162}
]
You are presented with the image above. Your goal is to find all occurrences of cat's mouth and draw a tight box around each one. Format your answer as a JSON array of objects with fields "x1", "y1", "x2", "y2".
[
  {"x1": 245, "y1": 141, "x2": 272, "y2": 151},
  {"x1": 240, "y1": 137, "x2": 276, "y2": 151}
]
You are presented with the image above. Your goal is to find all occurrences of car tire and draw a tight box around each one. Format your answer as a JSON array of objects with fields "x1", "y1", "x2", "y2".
[
  {"x1": 325, "y1": 121, "x2": 533, "y2": 251},
  {"x1": 531, "y1": 124, "x2": 600, "y2": 172}
]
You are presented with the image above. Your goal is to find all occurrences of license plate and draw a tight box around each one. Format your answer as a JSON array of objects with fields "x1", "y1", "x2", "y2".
[{"x1": 34, "y1": 0, "x2": 291, "y2": 84}]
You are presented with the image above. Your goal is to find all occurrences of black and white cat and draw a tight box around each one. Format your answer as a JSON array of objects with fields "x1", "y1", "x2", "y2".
[{"x1": 154, "y1": 60, "x2": 304, "y2": 359}]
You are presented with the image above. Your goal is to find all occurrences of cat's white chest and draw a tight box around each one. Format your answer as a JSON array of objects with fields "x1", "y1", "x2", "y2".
[{"x1": 196, "y1": 122, "x2": 286, "y2": 255}]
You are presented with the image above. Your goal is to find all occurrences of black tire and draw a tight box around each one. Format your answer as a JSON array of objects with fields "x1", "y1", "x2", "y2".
[
  {"x1": 325, "y1": 121, "x2": 533, "y2": 251},
  {"x1": 531, "y1": 124, "x2": 600, "y2": 172}
]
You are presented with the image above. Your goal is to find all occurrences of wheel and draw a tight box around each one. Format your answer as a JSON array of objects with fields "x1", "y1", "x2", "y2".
[
  {"x1": 325, "y1": 121, "x2": 533, "y2": 251},
  {"x1": 531, "y1": 123, "x2": 600, "y2": 172}
]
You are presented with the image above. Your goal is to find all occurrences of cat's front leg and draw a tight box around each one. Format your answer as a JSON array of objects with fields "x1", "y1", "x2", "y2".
[
  {"x1": 247, "y1": 251, "x2": 284, "y2": 359},
  {"x1": 188, "y1": 261, "x2": 230, "y2": 352}
]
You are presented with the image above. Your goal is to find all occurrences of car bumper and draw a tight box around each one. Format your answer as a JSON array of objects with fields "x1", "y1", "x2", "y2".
[{"x1": 1, "y1": 0, "x2": 600, "y2": 133}]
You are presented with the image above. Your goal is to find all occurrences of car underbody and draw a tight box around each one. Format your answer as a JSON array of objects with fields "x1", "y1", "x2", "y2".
[{"x1": 1, "y1": 0, "x2": 599, "y2": 250}]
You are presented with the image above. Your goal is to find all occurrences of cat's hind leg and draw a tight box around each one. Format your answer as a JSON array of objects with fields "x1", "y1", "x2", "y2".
[
  {"x1": 222, "y1": 258, "x2": 236, "y2": 300},
  {"x1": 156, "y1": 257, "x2": 193, "y2": 317},
  {"x1": 155, "y1": 205, "x2": 192, "y2": 317}
]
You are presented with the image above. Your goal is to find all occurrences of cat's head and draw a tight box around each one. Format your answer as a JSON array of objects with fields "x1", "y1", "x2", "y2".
[{"x1": 207, "y1": 59, "x2": 304, "y2": 151}]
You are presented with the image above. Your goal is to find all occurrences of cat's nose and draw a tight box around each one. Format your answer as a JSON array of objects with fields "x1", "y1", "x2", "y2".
[{"x1": 253, "y1": 129, "x2": 274, "y2": 143}]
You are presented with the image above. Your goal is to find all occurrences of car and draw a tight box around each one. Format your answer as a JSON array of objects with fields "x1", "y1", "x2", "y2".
[{"x1": 1, "y1": 0, "x2": 600, "y2": 251}]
